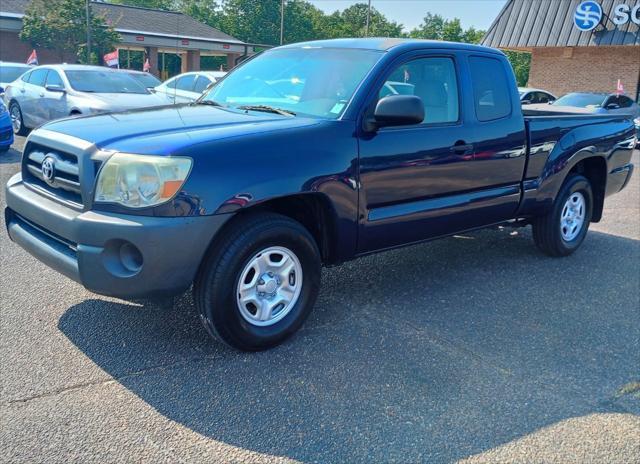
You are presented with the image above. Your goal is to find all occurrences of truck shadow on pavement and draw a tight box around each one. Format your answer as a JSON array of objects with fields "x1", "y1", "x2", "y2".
[
  {"x1": 57, "y1": 228, "x2": 640, "y2": 463},
  {"x1": 0, "y1": 149, "x2": 22, "y2": 165}
]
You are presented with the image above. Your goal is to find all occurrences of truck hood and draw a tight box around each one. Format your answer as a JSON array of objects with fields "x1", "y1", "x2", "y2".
[{"x1": 40, "y1": 104, "x2": 321, "y2": 154}]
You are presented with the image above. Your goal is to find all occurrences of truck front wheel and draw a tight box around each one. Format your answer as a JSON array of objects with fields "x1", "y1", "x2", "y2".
[
  {"x1": 194, "y1": 213, "x2": 321, "y2": 351},
  {"x1": 532, "y1": 174, "x2": 593, "y2": 257}
]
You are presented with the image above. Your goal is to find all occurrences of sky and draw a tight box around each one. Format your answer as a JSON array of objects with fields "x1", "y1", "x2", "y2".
[{"x1": 307, "y1": 0, "x2": 508, "y2": 32}]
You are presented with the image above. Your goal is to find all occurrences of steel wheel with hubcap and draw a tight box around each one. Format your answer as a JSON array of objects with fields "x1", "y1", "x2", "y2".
[
  {"x1": 533, "y1": 173, "x2": 593, "y2": 257},
  {"x1": 194, "y1": 212, "x2": 321, "y2": 351},
  {"x1": 236, "y1": 246, "x2": 303, "y2": 327},
  {"x1": 560, "y1": 192, "x2": 585, "y2": 242}
]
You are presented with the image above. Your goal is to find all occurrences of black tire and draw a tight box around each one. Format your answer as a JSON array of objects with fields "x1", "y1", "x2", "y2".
[
  {"x1": 532, "y1": 174, "x2": 593, "y2": 257},
  {"x1": 9, "y1": 102, "x2": 28, "y2": 136},
  {"x1": 194, "y1": 212, "x2": 321, "y2": 351}
]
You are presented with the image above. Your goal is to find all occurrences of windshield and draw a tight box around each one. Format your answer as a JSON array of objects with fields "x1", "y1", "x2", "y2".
[
  {"x1": 201, "y1": 48, "x2": 383, "y2": 119},
  {"x1": 553, "y1": 93, "x2": 607, "y2": 108},
  {"x1": 129, "y1": 72, "x2": 161, "y2": 88},
  {"x1": 0, "y1": 65, "x2": 30, "y2": 83},
  {"x1": 65, "y1": 70, "x2": 150, "y2": 94}
]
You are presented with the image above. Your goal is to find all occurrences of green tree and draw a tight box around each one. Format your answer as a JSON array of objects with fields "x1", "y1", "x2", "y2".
[
  {"x1": 408, "y1": 13, "x2": 446, "y2": 40},
  {"x1": 178, "y1": 0, "x2": 222, "y2": 27},
  {"x1": 334, "y1": 3, "x2": 403, "y2": 38},
  {"x1": 109, "y1": 0, "x2": 176, "y2": 9},
  {"x1": 20, "y1": 0, "x2": 120, "y2": 63},
  {"x1": 504, "y1": 50, "x2": 531, "y2": 86}
]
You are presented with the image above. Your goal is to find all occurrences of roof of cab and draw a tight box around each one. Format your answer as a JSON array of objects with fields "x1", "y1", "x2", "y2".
[{"x1": 278, "y1": 38, "x2": 503, "y2": 54}]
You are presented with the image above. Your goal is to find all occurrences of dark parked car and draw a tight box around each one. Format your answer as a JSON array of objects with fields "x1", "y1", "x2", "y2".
[
  {"x1": 533, "y1": 92, "x2": 639, "y2": 116},
  {"x1": 518, "y1": 87, "x2": 556, "y2": 105},
  {"x1": 5, "y1": 39, "x2": 636, "y2": 351}
]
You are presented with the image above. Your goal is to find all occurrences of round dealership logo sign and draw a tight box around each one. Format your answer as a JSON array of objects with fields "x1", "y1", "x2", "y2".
[{"x1": 574, "y1": 1, "x2": 603, "y2": 31}]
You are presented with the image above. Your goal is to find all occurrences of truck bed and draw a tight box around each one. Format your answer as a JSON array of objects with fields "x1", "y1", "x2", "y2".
[{"x1": 523, "y1": 111, "x2": 636, "y2": 181}]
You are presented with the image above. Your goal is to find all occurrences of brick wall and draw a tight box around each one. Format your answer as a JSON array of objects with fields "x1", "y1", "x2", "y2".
[
  {"x1": 528, "y1": 46, "x2": 640, "y2": 100},
  {"x1": 0, "y1": 31, "x2": 77, "y2": 64}
]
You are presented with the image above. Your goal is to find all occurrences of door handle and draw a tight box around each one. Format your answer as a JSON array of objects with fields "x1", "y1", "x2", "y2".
[
  {"x1": 20, "y1": 89, "x2": 25, "y2": 93},
  {"x1": 39, "y1": 93, "x2": 44, "y2": 97},
  {"x1": 450, "y1": 142, "x2": 474, "y2": 154}
]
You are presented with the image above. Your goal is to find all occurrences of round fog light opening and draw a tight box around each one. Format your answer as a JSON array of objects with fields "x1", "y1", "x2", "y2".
[{"x1": 119, "y1": 242, "x2": 143, "y2": 273}]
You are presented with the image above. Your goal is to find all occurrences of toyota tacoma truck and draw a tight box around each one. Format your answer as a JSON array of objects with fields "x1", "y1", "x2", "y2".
[{"x1": 5, "y1": 39, "x2": 636, "y2": 351}]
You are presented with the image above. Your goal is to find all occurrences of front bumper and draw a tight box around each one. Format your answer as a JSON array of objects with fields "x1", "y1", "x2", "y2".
[{"x1": 5, "y1": 173, "x2": 231, "y2": 299}]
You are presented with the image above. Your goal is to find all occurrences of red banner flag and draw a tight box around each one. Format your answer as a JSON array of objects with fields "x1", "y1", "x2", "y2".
[
  {"x1": 26, "y1": 50, "x2": 38, "y2": 65},
  {"x1": 143, "y1": 58, "x2": 150, "y2": 72},
  {"x1": 103, "y1": 50, "x2": 119, "y2": 68},
  {"x1": 616, "y1": 79, "x2": 624, "y2": 95}
]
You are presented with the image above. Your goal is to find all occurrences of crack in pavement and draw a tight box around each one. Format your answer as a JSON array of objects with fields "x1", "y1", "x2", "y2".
[{"x1": 5, "y1": 354, "x2": 222, "y2": 405}]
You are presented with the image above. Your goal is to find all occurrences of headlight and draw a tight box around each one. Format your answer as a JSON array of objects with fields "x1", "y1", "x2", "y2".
[
  {"x1": 95, "y1": 153, "x2": 192, "y2": 208},
  {"x1": 634, "y1": 117, "x2": 640, "y2": 128}
]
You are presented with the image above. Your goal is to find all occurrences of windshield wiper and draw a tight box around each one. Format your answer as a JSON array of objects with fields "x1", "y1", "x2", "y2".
[
  {"x1": 195, "y1": 100, "x2": 224, "y2": 107},
  {"x1": 237, "y1": 105, "x2": 296, "y2": 117}
]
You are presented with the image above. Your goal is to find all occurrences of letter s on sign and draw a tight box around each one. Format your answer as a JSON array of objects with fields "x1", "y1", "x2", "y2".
[{"x1": 613, "y1": 3, "x2": 629, "y2": 25}]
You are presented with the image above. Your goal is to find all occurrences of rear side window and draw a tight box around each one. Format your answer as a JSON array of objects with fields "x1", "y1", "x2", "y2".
[
  {"x1": 176, "y1": 74, "x2": 197, "y2": 92},
  {"x1": 469, "y1": 56, "x2": 511, "y2": 122},
  {"x1": 29, "y1": 68, "x2": 48, "y2": 87},
  {"x1": 21, "y1": 71, "x2": 32, "y2": 83},
  {"x1": 193, "y1": 75, "x2": 212, "y2": 93}
]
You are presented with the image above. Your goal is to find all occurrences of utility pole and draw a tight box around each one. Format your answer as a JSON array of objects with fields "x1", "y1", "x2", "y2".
[
  {"x1": 280, "y1": 0, "x2": 285, "y2": 45},
  {"x1": 86, "y1": 0, "x2": 92, "y2": 63},
  {"x1": 365, "y1": 0, "x2": 371, "y2": 37}
]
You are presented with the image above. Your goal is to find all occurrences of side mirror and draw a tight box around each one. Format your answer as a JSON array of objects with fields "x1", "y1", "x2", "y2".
[
  {"x1": 605, "y1": 103, "x2": 620, "y2": 110},
  {"x1": 366, "y1": 95, "x2": 424, "y2": 131},
  {"x1": 521, "y1": 100, "x2": 531, "y2": 105},
  {"x1": 45, "y1": 84, "x2": 66, "y2": 93},
  {"x1": 0, "y1": 86, "x2": 4, "y2": 94}
]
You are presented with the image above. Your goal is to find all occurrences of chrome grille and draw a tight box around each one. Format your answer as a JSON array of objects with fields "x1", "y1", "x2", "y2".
[{"x1": 23, "y1": 144, "x2": 83, "y2": 205}]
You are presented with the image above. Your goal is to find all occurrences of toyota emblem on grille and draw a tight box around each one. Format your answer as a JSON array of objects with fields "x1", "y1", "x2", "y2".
[{"x1": 41, "y1": 156, "x2": 56, "y2": 183}]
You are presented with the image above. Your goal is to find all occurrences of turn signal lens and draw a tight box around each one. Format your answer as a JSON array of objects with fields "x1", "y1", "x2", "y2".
[{"x1": 95, "y1": 153, "x2": 192, "y2": 208}]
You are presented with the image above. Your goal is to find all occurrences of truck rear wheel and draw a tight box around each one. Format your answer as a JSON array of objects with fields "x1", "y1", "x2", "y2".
[
  {"x1": 532, "y1": 174, "x2": 593, "y2": 257},
  {"x1": 194, "y1": 212, "x2": 321, "y2": 351}
]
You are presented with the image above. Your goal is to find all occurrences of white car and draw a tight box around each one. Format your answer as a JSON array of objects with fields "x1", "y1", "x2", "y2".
[
  {"x1": 155, "y1": 71, "x2": 227, "y2": 104},
  {"x1": 4, "y1": 64, "x2": 168, "y2": 135}
]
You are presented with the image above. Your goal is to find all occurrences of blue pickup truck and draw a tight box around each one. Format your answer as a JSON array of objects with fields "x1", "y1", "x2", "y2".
[{"x1": 5, "y1": 39, "x2": 636, "y2": 350}]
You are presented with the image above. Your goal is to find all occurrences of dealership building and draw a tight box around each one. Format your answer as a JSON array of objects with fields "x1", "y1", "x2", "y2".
[
  {"x1": 0, "y1": 0, "x2": 252, "y2": 77},
  {"x1": 483, "y1": 0, "x2": 640, "y2": 101}
]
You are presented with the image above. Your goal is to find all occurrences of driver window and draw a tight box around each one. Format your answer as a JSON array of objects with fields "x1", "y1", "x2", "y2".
[{"x1": 379, "y1": 57, "x2": 459, "y2": 124}]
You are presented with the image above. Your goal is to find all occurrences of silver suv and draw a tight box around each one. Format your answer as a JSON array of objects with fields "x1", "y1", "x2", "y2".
[{"x1": 3, "y1": 64, "x2": 167, "y2": 135}]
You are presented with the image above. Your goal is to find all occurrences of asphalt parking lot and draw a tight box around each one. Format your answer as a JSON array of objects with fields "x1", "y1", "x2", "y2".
[{"x1": 1, "y1": 136, "x2": 639, "y2": 463}]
